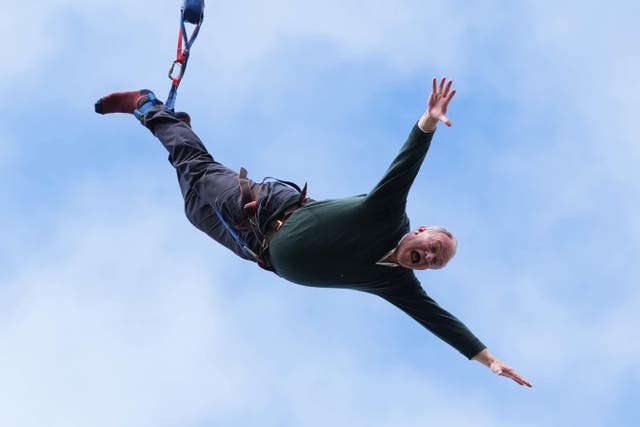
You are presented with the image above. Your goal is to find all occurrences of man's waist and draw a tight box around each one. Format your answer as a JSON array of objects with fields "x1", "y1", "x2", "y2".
[{"x1": 262, "y1": 197, "x2": 314, "y2": 245}]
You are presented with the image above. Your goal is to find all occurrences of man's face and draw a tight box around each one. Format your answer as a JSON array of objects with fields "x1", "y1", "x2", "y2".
[{"x1": 396, "y1": 226, "x2": 456, "y2": 270}]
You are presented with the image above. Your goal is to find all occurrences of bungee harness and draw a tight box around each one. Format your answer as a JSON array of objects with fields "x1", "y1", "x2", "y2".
[
  {"x1": 166, "y1": 0, "x2": 205, "y2": 110},
  {"x1": 217, "y1": 168, "x2": 312, "y2": 271},
  {"x1": 162, "y1": 2, "x2": 310, "y2": 271}
]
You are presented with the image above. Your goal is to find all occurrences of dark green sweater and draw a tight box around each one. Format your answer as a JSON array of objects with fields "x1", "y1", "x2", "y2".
[{"x1": 269, "y1": 124, "x2": 486, "y2": 359}]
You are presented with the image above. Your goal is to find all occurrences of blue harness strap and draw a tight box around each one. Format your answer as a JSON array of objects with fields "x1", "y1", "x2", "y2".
[
  {"x1": 166, "y1": 0, "x2": 205, "y2": 110},
  {"x1": 214, "y1": 208, "x2": 259, "y2": 261}
]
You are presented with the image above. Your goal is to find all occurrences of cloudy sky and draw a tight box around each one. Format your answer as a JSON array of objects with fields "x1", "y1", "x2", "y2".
[{"x1": 1, "y1": 0, "x2": 639, "y2": 426}]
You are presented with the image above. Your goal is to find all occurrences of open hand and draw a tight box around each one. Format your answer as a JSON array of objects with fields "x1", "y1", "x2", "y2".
[
  {"x1": 473, "y1": 348, "x2": 533, "y2": 388},
  {"x1": 428, "y1": 76, "x2": 456, "y2": 126},
  {"x1": 419, "y1": 76, "x2": 457, "y2": 132},
  {"x1": 489, "y1": 359, "x2": 533, "y2": 387}
]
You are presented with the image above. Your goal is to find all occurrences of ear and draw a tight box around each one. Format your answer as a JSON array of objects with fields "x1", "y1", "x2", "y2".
[{"x1": 415, "y1": 225, "x2": 429, "y2": 234}]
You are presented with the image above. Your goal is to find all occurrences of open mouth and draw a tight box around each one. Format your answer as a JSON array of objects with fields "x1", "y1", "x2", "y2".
[{"x1": 410, "y1": 250, "x2": 420, "y2": 264}]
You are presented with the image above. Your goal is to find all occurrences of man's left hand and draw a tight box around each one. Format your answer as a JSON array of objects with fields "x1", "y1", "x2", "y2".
[
  {"x1": 418, "y1": 76, "x2": 457, "y2": 132},
  {"x1": 489, "y1": 359, "x2": 533, "y2": 387},
  {"x1": 473, "y1": 348, "x2": 533, "y2": 387}
]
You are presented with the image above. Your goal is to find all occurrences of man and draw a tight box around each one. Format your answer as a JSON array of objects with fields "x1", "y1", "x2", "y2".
[{"x1": 96, "y1": 77, "x2": 532, "y2": 387}]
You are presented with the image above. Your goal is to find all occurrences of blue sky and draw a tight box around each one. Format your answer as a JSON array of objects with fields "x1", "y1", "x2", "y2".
[{"x1": 1, "y1": 0, "x2": 639, "y2": 426}]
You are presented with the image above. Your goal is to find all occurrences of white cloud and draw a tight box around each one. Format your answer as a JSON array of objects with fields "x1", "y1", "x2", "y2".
[
  {"x1": 0, "y1": 130, "x2": 17, "y2": 170},
  {"x1": 4, "y1": 1, "x2": 640, "y2": 425},
  {"x1": 0, "y1": 6, "x2": 56, "y2": 89},
  {"x1": 0, "y1": 1, "x2": 174, "y2": 95},
  {"x1": 399, "y1": 0, "x2": 640, "y2": 405},
  {"x1": 204, "y1": 0, "x2": 465, "y2": 68},
  {"x1": 0, "y1": 131, "x2": 20, "y2": 227},
  {"x1": 0, "y1": 167, "x2": 544, "y2": 427},
  {"x1": 191, "y1": 0, "x2": 536, "y2": 116},
  {"x1": 0, "y1": 162, "x2": 629, "y2": 427}
]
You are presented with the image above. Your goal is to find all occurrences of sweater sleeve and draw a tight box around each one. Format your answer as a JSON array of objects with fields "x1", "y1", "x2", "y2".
[
  {"x1": 365, "y1": 123, "x2": 434, "y2": 211},
  {"x1": 376, "y1": 272, "x2": 486, "y2": 359}
]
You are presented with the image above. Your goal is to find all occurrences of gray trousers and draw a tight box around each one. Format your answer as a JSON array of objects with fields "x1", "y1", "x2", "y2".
[{"x1": 143, "y1": 106, "x2": 301, "y2": 261}]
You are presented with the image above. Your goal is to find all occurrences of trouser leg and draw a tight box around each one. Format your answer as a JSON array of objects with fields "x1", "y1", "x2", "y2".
[
  {"x1": 143, "y1": 106, "x2": 227, "y2": 195},
  {"x1": 142, "y1": 106, "x2": 258, "y2": 260}
]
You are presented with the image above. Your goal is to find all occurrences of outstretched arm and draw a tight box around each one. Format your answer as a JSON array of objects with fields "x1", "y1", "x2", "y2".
[
  {"x1": 365, "y1": 76, "x2": 455, "y2": 209},
  {"x1": 472, "y1": 348, "x2": 533, "y2": 387},
  {"x1": 376, "y1": 274, "x2": 487, "y2": 360},
  {"x1": 418, "y1": 76, "x2": 457, "y2": 132}
]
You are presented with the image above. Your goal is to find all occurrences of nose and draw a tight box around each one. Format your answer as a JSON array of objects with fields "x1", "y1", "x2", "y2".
[{"x1": 424, "y1": 252, "x2": 435, "y2": 263}]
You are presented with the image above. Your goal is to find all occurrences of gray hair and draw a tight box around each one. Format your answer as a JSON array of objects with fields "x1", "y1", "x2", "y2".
[{"x1": 426, "y1": 226, "x2": 458, "y2": 257}]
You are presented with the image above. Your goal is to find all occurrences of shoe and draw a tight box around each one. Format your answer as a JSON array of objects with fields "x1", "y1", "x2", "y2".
[{"x1": 94, "y1": 89, "x2": 159, "y2": 117}]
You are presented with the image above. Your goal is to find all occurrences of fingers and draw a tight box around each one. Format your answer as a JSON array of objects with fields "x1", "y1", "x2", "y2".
[
  {"x1": 427, "y1": 76, "x2": 455, "y2": 127},
  {"x1": 509, "y1": 374, "x2": 532, "y2": 387},
  {"x1": 431, "y1": 76, "x2": 455, "y2": 99},
  {"x1": 446, "y1": 89, "x2": 456, "y2": 103},
  {"x1": 501, "y1": 367, "x2": 533, "y2": 388},
  {"x1": 443, "y1": 79, "x2": 453, "y2": 97},
  {"x1": 518, "y1": 374, "x2": 533, "y2": 388},
  {"x1": 490, "y1": 361, "x2": 533, "y2": 387}
]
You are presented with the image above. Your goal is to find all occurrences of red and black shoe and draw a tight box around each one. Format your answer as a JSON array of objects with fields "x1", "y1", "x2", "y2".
[{"x1": 95, "y1": 89, "x2": 160, "y2": 120}]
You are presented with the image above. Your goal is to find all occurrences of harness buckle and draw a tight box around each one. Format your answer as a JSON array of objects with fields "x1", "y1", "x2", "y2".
[{"x1": 243, "y1": 201, "x2": 257, "y2": 216}]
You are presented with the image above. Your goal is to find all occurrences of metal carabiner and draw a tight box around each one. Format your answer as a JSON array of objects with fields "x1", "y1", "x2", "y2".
[
  {"x1": 165, "y1": 2, "x2": 203, "y2": 109},
  {"x1": 168, "y1": 60, "x2": 185, "y2": 81}
]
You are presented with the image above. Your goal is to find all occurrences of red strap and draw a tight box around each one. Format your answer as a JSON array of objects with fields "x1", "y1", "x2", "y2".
[
  {"x1": 169, "y1": 28, "x2": 186, "y2": 86},
  {"x1": 176, "y1": 27, "x2": 184, "y2": 61}
]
